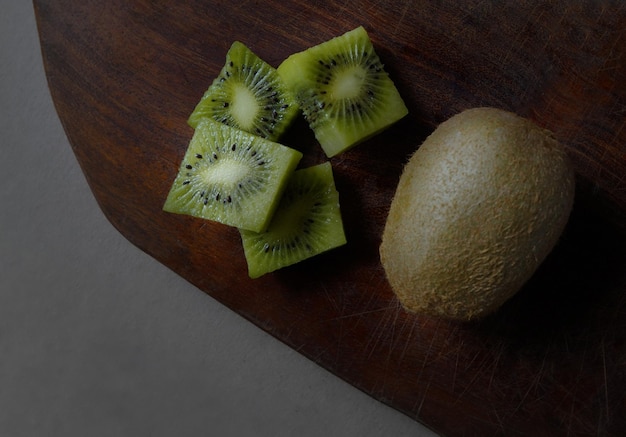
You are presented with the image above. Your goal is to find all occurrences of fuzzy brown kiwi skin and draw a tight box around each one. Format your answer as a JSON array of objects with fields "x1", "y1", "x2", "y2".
[{"x1": 379, "y1": 107, "x2": 576, "y2": 321}]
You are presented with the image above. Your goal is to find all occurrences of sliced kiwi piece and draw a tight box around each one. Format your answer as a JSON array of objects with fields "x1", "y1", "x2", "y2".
[
  {"x1": 239, "y1": 162, "x2": 346, "y2": 278},
  {"x1": 188, "y1": 41, "x2": 300, "y2": 142},
  {"x1": 277, "y1": 26, "x2": 408, "y2": 157},
  {"x1": 164, "y1": 118, "x2": 303, "y2": 233}
]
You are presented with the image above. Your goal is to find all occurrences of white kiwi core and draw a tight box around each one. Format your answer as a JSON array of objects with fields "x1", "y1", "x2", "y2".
[
  {"x1": 200, "y1": 160, "x2": 249, "y2": 187},
  {"x1": 330, "y1": 66, "x2": 366, "y2": 100},
  {"x1": 231, "y1": 82, "x2": 260, "y2": 130}
]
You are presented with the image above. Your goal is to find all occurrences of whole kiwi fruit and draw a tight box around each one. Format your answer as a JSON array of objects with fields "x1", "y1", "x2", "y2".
[{"x1": 380, "y1": 107, "x2": 575, "y2": 321}]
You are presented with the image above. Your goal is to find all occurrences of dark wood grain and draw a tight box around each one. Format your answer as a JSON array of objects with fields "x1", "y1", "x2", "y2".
[{"x1": 34, "y1": 1, "x2": 626, "y2": 435}]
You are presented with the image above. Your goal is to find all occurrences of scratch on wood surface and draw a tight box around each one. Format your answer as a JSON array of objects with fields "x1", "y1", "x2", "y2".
[
  {"x1": 364, "y1": 304, "x2": 398, "y2": 360},
  {"x1": 486, "y1": 342, "x2": 504, "y2": 392},
  {"x1": 321, "y1": 281, "x2": 346, "y2": 367},
  {"x1": 374, "y1": 307, "x2": 405, "y2": 398},
  {"x1": 396, "y1": 307, "x2": 421, "y2": 363},
  {"x1": 391, "y1": 0, "x2": 413, "y2": 36},
  {"x1": 384, "y1": 305, "x2": 404, "y2": 367},
  {"x1": 452, "y1": 348, "x2": 495, "y2": 406},
  {"x1": 414, "y1": 317, "x2": 446, "y2": 386},
  {"x1": 565, "y1": 337, "x2": 591, "y2": 436},
  {"x1": 321, "y1": 282, "x2": 340, "y2": 314},
  {"x1": 513, "y1": 346, "x2": 549, "y2": 414},
  {"x1": 601, "y1": 339, "x2": 610, "y2": 427},
  {"x1": 500, "y1": 2, "x2": 544, "y2": 69},
  {"x1": 451, "y1": 345, "x2": 461, "y2": 393},
  {"x1": 231, "y1": 0, "x2": 254, "y2": 12},
  {"x1": 491, "y1": 404, "x2": 508, "y2": 436},
  {"x1": 415, "y1": 376, "x2": 433, "y2": 416},
  {"x1": 329, "y1": 305, "x2": 391, "y2": 321}
]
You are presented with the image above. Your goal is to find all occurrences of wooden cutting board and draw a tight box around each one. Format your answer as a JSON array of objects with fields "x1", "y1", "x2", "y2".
[{"x1": 34, "y1": 1, "x2": 626, "y2": 435}]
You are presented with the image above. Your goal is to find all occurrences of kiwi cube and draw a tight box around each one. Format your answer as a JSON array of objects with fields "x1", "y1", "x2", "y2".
[
  {"x1": 188, "y1": 41, "x2": 300, "y2": 142},
  {"x1": 163, "y1": 118, "x2": 303, "y2": 233},
  {"x1": 277, "y1": 26, "x2": 408, "y2": 157},
  {"x1": 239, "y1": 162, "x2": 347, "y2": 278}
]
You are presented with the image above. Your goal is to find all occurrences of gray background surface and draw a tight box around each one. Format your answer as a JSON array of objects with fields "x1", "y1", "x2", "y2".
[{"x1": 1, "y1": 2, "x2": 438, "y2": 436}]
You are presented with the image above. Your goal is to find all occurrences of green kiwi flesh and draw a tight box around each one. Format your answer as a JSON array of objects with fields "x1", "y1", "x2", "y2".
[
  {"x1": 277, "y1": 26, "x2": 408, "y2": 157},
  {"x1": 188, "y1": 41, "x2": 300, "y2": 142},
  {"x1": 239, "y1": 162, "x2": 346, "y2": 278},
  {"x1": 163, "y1": 118, "x2": 302, "y2": 233}
]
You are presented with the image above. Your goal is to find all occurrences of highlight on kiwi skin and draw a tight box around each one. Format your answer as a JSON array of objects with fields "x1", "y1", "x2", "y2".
[
  {"x1": 278, "y1": 26, "x2": 408, "y2": 158},
  {"x1": 163, "y1": 118, "x2": 302, "y2": 233},
  {"x1": 239, "y1": 162, "x2": 346, "y2": 279},
  {"x1": 188, "y1": 41, "x2": 300, "y2": 142}
]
